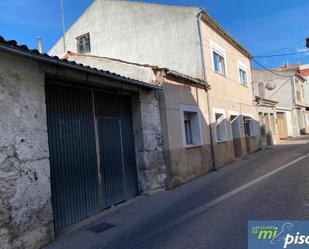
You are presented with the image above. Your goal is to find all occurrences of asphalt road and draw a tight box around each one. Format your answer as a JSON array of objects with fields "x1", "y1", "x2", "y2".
[{"x1": 46, "y1": 140, "x2": 309, "y2": 249}]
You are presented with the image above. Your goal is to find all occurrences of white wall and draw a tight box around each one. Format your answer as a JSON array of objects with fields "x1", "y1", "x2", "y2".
[{"x1": 49, "y1": 0, "x2": 204, "y2": 79}]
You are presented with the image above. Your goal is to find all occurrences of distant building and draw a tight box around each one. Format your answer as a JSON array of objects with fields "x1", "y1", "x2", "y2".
[
  {"x1": 253, "y1": 68, "x2": 308, "y2": 139},
  {"x1": 278, "y1": 64, "x2": 309, "y2": 132},
  {"x1": 254, "y1": 96, "x2": 278, "y2": 146}
]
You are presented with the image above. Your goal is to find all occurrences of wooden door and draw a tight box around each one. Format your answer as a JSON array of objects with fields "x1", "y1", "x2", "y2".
[{"x1": 277, "y1": 112, "x2": 288, "y2": 139}]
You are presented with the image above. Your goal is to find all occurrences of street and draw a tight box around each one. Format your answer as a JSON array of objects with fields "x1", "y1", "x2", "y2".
[{"x1": 46, "y1": 139, "x2": 309, "y2": 249}]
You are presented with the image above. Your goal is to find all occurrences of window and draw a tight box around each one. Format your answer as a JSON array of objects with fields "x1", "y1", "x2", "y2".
[
  {"x1": 184, "y1": 112, "x2": 193, "y2": 145},
  {"x1": 230, "y1": 114, "x2": 240, "y2": 138},
  {"x1": 180, "y1": 105, "x2": 203, "y2": 147},
  {"x1": 214, "y1": 110, "x2": 227, "y2": 141},
  {"x1": 238, "y1": 61, "x2": 248, "y2": 86},
  {"x1": 243, "y1": 116, "x2": 256, "y2": 137},
  {"x1": 239, "y1": 68, "x2": 247, "y2": 85},
  {"x1": 213, "y1": 51, "x2": 226, "y2": 75},
  {"x1": 76, "y1": 33, "x2": 91, "y2": 54},
  {"x1": 210, "y1": 40, "x2": 227, "y2": 76}
]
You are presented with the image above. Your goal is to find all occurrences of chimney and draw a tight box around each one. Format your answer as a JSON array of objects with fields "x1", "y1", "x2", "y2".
[{"x1": 38, "y1": 37, "x2": 43, "y2": 53}]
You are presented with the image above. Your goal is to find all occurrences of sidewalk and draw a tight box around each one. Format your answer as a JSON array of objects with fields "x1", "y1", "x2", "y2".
[
  {"x1": 45, "y1": 139, "x2": 309, "y2": 249},
  {"x1": 277, "y1": 135, "x2": 309, "y2": 145}
]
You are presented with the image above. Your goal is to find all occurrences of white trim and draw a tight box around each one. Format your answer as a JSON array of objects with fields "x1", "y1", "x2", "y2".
[
  {"x1": 210, "y1": 39, "x2": 226, "y2": 54},
  {"x1": 242, "y1": 113, "x2": 258, "y2": 137},
  {"x1": 241, "y1": 112, "x2": 253, "y2": 118},
  {"x1": 179, "y1": 104, "x2": 203, "y2": 148},
  {"x1": 277, "y1": 106, "x2": 292, "y2": 111},
  {"x1": 228, "y1": 111, "x2": 241, "y2": 139},
  {"x1": 213, "y1": 108, "x2": 226, "y2": 118},
  {"x1": 213, "y1": 108, "x2": 228, "y2": 142},
  {"x1": 237, "y1": 60, "x2": 248, "y2": 70},
  {"x1": 228, "y1": 111, "x2": 240, "y2": 118},
  {"x1": 210, "y1": 39, "x2": 228, "y2": 77},
  {"x1": 237, "y1": 60, "x2": 248, "y2": 86}
]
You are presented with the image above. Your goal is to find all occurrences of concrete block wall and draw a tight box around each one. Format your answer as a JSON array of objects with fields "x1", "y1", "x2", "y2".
[{"x1": 0, "y1": 51, "x2": 54, "y2": 249}]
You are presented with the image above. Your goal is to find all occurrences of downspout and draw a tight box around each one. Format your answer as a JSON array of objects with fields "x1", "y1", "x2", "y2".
[
  {"x1": 251, "y1": 60, "x2": 262, "y2": 144},
  {"x1": 197, "y1": 10, "x2": 219, "y2": 170}
]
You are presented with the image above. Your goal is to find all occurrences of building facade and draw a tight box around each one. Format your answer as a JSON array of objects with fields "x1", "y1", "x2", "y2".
[
  {"x1": 253, "y1": 69, "x2": 308, "y2": 139},
  {"x1": 254, "y1": 96, "x2": 278, "y2": 146},
  {"x1": 50, "y1": 0, "x2": 261, "y2": 168},
  {"x1": 0, "y1": 37, "x2": 167, "y2": 249},
  {"x1": 63, "y1": 52, "x2": 214, "y2": 189},
  {"x1": 299, "y1": 64, "x2": 309, "y2": 130}
]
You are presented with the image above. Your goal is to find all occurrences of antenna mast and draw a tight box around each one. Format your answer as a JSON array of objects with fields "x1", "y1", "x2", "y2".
[{"x1": 60, "y1": 0, "x2": 67, "y2": 53}]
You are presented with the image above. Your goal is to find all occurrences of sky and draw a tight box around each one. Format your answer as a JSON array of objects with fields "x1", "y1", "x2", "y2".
[{"x1": 1, "y1": 0, "x2": 309, "y2": 68}]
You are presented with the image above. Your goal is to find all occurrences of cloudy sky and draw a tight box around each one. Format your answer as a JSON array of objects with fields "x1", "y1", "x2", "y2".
[{"x1": 1, "y1": 0, "x2": 309, "y2": 68}]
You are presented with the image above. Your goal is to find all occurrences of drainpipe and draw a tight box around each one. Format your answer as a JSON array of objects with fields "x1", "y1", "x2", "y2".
[
  {"x1": 250, "y1": 60, "x2": 262, "y2": 145},
  {"x1": 197, "y1": 10, "x2": 219, "y2": 170}
]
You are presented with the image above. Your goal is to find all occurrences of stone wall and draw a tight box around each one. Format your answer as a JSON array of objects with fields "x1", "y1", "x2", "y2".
[
  {"x1": 0, "y1": 51, "x2": 54, "y2": 249},
  {"x1": 131, "y1": 89, "x2": 167, "y2": 193}
]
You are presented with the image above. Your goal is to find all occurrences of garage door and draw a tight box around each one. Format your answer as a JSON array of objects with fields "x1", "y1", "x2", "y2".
[{"x1": 46, "y1": 82, "x2": 138, "y2": 231}]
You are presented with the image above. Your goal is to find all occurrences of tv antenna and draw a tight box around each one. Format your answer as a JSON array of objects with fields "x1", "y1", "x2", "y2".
[{"x1": 60, "y1": 0, "x2": 67, "y2": 53}]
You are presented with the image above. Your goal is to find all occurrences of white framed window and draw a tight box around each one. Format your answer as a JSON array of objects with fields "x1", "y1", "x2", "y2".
[
  {"x1": 210, "y1": 40, "x2": 227, "y2": 76},
  {"x1": 237, "y1": 60, "x2": 248, "y2": 86},
  {"x1": 242, "y1": 114, "x2": 258, "y2": 137},
  {"x1": 213, "y1": 108, "x2": 227, "y2": 142},
  {"x1": 229, "y1": 111, "x2": 241, "y2": 139},
  {"x1": 180, "y1": 105, "x2": 203, "y2": 148},
  {"x1": 76, "y1": 33, "x2": 91, "y2": 54}
]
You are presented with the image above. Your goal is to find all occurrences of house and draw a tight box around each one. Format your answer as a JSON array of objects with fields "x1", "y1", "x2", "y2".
[
  {"x1": 253, "y1": 68, "x2": 308, "y2": 139},
  {"x1": 278, "y1": 64, "x2": 309, "y2": 131},
  {"x1": 49, "y1": 0, "x2": 261, "y2": 168},
  {"x1": 254, "y1": 96, "x2": 278, "y2": 146},
  {"x1": 299, "y1": 64, "x2": 309, "y2": 129},
  {"x1": 0, "y1": 36, "x2": 168, "y2": 249},
  {"x1": 62, "y1": 52, "x2": 213, "y2": 189}
]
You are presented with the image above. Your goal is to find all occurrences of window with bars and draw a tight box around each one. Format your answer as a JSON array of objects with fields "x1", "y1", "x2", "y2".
[
  {"x1": 76, "y1": 33, "x2": 91, "y2": 54},
  {"x1": 180, "y1": 105, "x2": 202, "y2": 147},
  {"x1": 243, "y1": 116, "x2": 256, "y2": 137},
  {"x1": 184, "y1": 112, "x2": 193, "y2": 145}
]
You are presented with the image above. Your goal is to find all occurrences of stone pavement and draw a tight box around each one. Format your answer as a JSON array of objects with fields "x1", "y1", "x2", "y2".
[{"x1": 45, "y1": 138, "x2": 309, "y2": 249}]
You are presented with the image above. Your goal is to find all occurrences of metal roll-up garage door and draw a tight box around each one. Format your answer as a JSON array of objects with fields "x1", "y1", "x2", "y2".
[{"x1": 46, "y1": 82, "x2": 138, "y2": 231}]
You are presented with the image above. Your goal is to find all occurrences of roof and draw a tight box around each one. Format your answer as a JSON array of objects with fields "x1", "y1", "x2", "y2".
[
  {"x1": 253, "y1": 67, "x2": 306, "y2": 81},
  {"x1": 200, "y1": 10, "x2": 251, "y2": 58},
  {"x1": 0, "y1": 36, "x2": 161, "y2": 90},
  {"x1": 64, "y1": 51, "x2": 209, "y2": 88},
  {"x1": 274, "y1": 64, "x2": 309, "y2": 78},
  {"x1": 275, "y1": 64, "x2": 300, "y2": 71}
]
